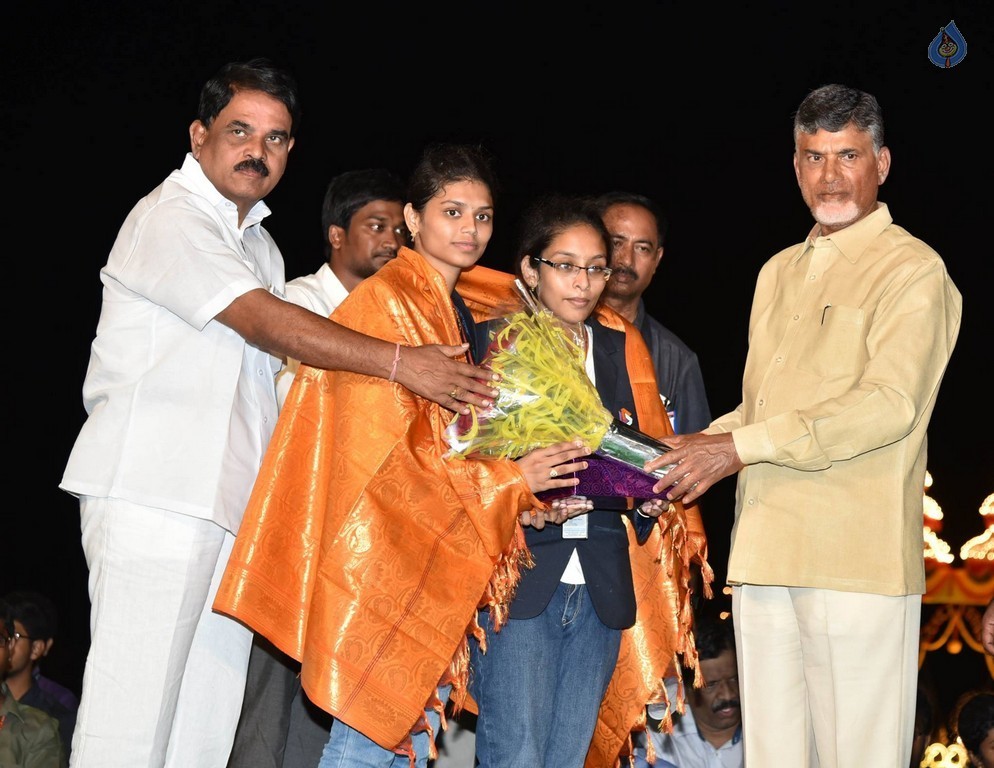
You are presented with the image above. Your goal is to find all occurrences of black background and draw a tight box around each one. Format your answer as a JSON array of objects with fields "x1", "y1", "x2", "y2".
[{"x1": 9, "y1": 0, "x2": 992, "y2": 730}]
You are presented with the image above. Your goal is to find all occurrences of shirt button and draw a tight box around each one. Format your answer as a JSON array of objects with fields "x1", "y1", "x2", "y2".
[
  {"x1": 758, "y1": 399, "x2": 765, "y2": 406},
  {"x1": 808, "y1": 274, "x2": 816, "y2": 280},
  {"x1": 793, "y1": 314, "x2": 800, "y2": 320},
  {"x1": 776, "y1": 356, "x2": 783, "y2": 363},
  {"x1": 747, "y1": 498, "x2": 756, "y2": 505}
]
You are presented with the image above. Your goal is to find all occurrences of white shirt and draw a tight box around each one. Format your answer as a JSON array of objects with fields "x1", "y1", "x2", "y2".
[
  {"x1": 560, "y1": 324, "x2": 595, "y2": 584},
  {"x1": 275, "y1": 263, "x2": 349, "y2": 407},
  {"x1": 646, "y1": 679, "x2": 743, "y2": 768},
  {"x1": 60, "y1": 153, "x2": 285, "y2": 533}
]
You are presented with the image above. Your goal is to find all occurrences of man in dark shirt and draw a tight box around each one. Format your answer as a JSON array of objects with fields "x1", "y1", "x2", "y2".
[
  {"x1": 2, "y1": 591, "x2": 77, "y2": 761},
  {"x1": 1, "y1": 596, "x2": 66, "y2": 767},
  {"x1": 595, "y1": 191, "x2": 711, "y2": 435}
]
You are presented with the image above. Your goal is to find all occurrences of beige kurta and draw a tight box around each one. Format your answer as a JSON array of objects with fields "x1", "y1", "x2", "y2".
[{"x1": 714, "y1": 203, "x2": 962, "y2": 595}]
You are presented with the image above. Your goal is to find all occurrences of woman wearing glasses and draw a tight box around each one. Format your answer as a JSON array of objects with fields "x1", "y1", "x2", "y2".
[{"x1": 466, "y1": 193, "x2": 710, "y2": 768}]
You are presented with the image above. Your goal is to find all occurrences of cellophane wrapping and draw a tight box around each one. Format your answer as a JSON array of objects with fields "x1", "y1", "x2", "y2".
[{"x1": 444, "y1": 283, "x2": 676, "y2": 496}]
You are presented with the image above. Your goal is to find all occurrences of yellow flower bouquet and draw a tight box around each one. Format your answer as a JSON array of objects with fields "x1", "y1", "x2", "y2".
[
  {"x1": 445, "y1": 280, "x2": 675, "y2": 498},
  {"x1": 445, "y1": 300, "x2": 611, "y2": 459}
]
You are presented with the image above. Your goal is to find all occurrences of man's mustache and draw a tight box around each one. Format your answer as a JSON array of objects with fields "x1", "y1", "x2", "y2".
[
  {"x1": 613, "y1": 266, "x2": 637, "y2": 280},
  {"x1": 713, "y1": 698, "x2": 740, "y2": 713},
  {"x1": 235, "y1": 158, "x2": 269, "y2": 176}
]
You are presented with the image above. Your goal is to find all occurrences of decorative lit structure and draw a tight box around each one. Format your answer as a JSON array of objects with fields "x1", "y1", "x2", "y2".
[
  {"x1": 919, "y1": 742, "x2": 968, "y2": 767},
  {"x1": 923, "y1": 472, "x2": 955, "y2": 567},
  {"x1": 920, "y1": 479, "x2": 994, "y2": 678},
  {"x1": 960, "y1": 492, "x2": 994, "y2": 576}
]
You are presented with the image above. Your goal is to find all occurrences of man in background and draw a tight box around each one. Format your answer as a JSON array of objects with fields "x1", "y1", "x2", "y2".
[
  {"x1": 2, "y1": 590, "x2": 78, "y2": 761},
  {"x1": 1, "y1": 597, "x2": 66, "y2": 767},
  {"x1": 956, "y1": 691, "x2": 994, "y2": 768},
  {"x1": 595, "y1": 191, "x2": 711, "y2": 435},
  {"x1": 228, "y1": 167, "x2": 409, "y2": 768},
  {"x1": 640, "y1": 610, "x2": 742, "y2": 768},
  {"x1": 0, "y1": 590, "x2": 78, "y2": 712}
]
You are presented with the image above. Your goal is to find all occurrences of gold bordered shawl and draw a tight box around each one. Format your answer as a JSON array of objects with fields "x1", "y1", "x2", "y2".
[{"x1": 213, "y1": 249, "x2": 543, "y2": 760}]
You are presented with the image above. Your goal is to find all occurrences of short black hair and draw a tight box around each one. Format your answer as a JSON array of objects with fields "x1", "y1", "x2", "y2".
[
  {"x1": 694, "y1": 611, "x2": 735, "y2": 658},
  {"x1": 406, "y1": 142, "x2": 499, "y2": 214},
  {"x1": 320, "y1": 168, "x2": 405, "y2": 255},
  {"x1": 957, "y1": 691, "x2": 994, "y2": 757},
  {"x1": 197, "y1": 57, "x2": 301, "y2": 137},
  {"x1": 4, "y1": 590, "x2": 59, "y2": 640},
  {"x1": 684, "y1": 609, "x2": 736, "y2": 685},
  {"x1": 593, "y1": 190, "x2": 668, "y2": 246}
]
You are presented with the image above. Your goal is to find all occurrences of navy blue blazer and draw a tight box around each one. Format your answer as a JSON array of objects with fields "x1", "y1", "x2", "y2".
[{"x1": 475, "y1": 316, "x2": 645, "y2": 630}]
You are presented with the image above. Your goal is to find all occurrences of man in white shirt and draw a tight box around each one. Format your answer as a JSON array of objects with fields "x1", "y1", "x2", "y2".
[
  {"x1": 60, "y1": 59, "x2": 495, "y2": 768},
  {"x1": 641, "y1": 612, "x2": 742, "y2": 768},
  {"x1": 229, "y1": 167, "x2": 409, "y2": 768}
]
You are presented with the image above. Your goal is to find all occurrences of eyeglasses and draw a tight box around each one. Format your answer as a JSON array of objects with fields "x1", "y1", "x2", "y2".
[
  {"x1": 534, "y1": 257, "x2": 612, "y2": 280},
  {"x1": 11, "y1": 632, "x2": 34, "y2": 643}
]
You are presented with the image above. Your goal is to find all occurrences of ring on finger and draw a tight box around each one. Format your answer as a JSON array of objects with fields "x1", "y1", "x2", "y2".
[
  {"x1": 549, "y1": 468, "x2": 558, "y2": 479},
  {"x1": 449, "y1": 388, "x2": 459, "y2": 399}
]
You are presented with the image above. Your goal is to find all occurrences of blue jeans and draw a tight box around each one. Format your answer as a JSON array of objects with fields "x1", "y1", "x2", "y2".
[
  {"x1": 470, "y1": 582, "x2": 621, "y2": 768},
  {"x1": 317, "y1": 685, "x2": 450, "y2": 768}
]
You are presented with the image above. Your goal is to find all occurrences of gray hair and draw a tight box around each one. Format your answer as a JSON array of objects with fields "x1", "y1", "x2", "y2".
[{"x1": 793, "y1": 84, "x2": 885, "y2": 153}]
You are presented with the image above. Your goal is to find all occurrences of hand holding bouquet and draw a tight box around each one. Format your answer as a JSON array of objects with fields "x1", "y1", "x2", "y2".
[
  {"x1": 445, "y1": 285, "x2": 612, "y2": 459},
  {"x1": 445, "y1": 281, "x2": 676, "y2": 498}
]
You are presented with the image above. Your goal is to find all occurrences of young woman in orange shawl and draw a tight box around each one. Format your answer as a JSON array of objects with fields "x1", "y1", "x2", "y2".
[
  {"x1": 212, "y1": 144, "x2": 591, "y2": 767},
  {"x1": 456, "y1": 194, "x2": 712, "y2": 768}
]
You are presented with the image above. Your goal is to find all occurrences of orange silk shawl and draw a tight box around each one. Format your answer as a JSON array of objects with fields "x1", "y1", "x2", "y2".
[
  {"x1": 456, "y1": 264, "x2": 714, "y2": 768},
  {"x1": 213, "y1": 248, "x2": 543, "y2": 758}
]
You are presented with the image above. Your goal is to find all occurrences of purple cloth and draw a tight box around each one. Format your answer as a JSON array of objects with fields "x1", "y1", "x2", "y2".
[{"x1": 537, "y1": 452, "x2": 673, "y2": 503}]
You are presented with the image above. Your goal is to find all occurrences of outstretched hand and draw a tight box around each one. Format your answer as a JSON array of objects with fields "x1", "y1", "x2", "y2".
[
  {"x1": 637, "y1": 498, "x2": 672, "y2": 518},
  {"x1": 646, "y1": 432, "x2": 743, "y2": 504},
  {"x1": 515, "y1": 441, "x2": 590, "y2": 530},
  {"x1": 395, "y1": 343, "x2": 500, "y2": 412},
  {"x1": 521, "y1": 495, "x2": 593, "y2": 530}
]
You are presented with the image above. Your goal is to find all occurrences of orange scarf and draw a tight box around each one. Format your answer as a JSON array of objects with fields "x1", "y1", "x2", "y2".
[
  {"x1": 214, "y1": 249, "x2": 543, "y2": 762},
  {"x1": 456, "y1": 264, "x2": 713, "y2": 767}
]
